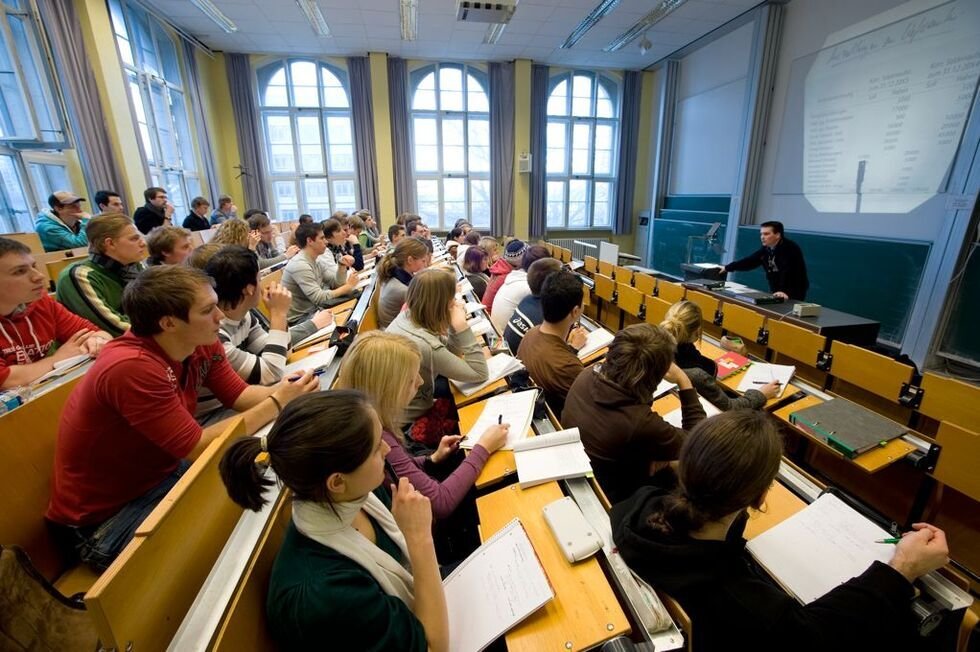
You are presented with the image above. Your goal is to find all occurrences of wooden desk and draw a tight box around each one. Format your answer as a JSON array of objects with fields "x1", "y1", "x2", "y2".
[
  {"x1": 286, "y1": 303, "x2": 356, "y2": 363},
  {"x1": 451, "y1": 377, "x2": 509, "y2": 409},
  {"x1": 477, "y1": 482, "x2": 630, "y2": 651},
  {"x1": 458, "y1": 394, "x2": 529, "y2": 489},
  {"x1": 744, "y1": 481, "x2": 808, "y2": 539},
  {"x1": 772, "y1": 395, "x2": 916, "y2": 473},
  {"x1": 694, "y1": 339, "x2": 803, "y2": 411}
]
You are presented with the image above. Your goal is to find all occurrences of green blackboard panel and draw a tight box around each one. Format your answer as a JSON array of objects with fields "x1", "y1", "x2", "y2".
[
  {"x1": 663, "y1": 196, "x2": 731, "y2": 212},
  {"x1": 938, "y1": 243, "x2": 980, "y2": 365},
  {"x1": 732, "y1": 227, "x2": 930, "y2": 345},
  {"x1": 659, "y1": 209, "x2": 726, "y2": 225},
  {"x1": 652, "y1": 220, "x2": 727, "y2": 278}
]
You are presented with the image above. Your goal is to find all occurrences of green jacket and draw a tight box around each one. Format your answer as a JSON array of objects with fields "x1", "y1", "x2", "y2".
[
  {"x1": 56, "y1": 257, "x2": 130, "y2": 336},
  {"x1": 267, "y1": 491, "x2": 427, "y2": 651}
]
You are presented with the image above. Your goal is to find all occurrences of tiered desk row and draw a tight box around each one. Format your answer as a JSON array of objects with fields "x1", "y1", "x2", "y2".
[{"x1": 0, "y1": 235, "x2": 977, "y2": 651}]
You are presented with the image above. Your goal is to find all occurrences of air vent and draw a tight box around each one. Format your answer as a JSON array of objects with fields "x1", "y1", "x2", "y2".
[{"x1": 456, "y1": 0, "x2": 518, "y2": 24}]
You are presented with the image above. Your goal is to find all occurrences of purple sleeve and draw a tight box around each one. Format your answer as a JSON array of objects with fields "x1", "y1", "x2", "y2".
[{"x1": 384, "y1": 434, "x2": 490, "y2": 520}]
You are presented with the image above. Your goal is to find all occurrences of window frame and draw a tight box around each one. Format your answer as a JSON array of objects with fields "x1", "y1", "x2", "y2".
[
  {"x1": 409, "y1": 62, "x2": 491, "y2": 230},
  {"x1": 108, "y1": 0, "x2": 203, "y2": 218},
  {"x1": 255, "y1": 56, "x2": 359, "y2": 221},
  {"x1": 545, "y1": 69, "x2": 621, "y2": 230}
]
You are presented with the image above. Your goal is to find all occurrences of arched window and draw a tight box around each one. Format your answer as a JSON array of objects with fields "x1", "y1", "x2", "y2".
[
  {"x1": 546, "y1": 71, "x2": 620, "y2": 229},
  {"x1": 108, "y1": 0, "x2": 201, "y2": 219},
  {"x1": 410, "y1": 63, "x2": 490, "y2": 229},
  {"x1": 256, "y1": 59, "x2": 356, "y2": 220}
]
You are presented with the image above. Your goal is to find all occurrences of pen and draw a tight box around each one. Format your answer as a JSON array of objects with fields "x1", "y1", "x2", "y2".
[
  {"x1": 498, "y1": 414, "x2": 503, "y2": 424},
  {"x1": 752, "y1": 380, "x2": 782, "y2": 384},
  {"x1": 875, "y1": 537, "x2": 902, "y2": 544}
]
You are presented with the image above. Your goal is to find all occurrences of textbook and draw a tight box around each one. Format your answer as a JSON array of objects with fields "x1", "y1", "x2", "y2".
[
  {"x1": 515, "y1": 427, "x2": 593, "y2": 488},
  {"x1": 735, "y1": 363, "x2": 795, "y2": 398},
  {"x1": 291, "y1": 322, "x2": 337, "y2": 350},
  {"x1": 461, "y1": 389, "x2": 537, "y2": 449},
  {"x1": 714, "y1": 351, "x2": 751, "y2": 380},
  {"x1": 746, "y1": 494, "x2": 894, "y2": 605},
  {"x1": 443, "y1": 518, "x2": 553, "y2": 652},
  {"x1": 789, "y1": 398, "x2": 908, "y2": 458},
  {"x1": 576, "y1": 327, "x2": 614, "y2": 360}
]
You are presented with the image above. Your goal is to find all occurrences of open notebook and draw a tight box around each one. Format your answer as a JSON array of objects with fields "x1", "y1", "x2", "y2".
[
  {"x1": 577, "y1": 328, "x2": 614, "y2": 360},
  {"x1": 285, "y1": 346, "x2": 338, "y2": 389},
  {"x1": 33, "y1": 353, "x2": 92, "y2": 384},
  {"x1": 444, "y1": 518, "x2": 553, "y2": 652},
  {"x1": 515, "y1": 428, "x2": 592, "y2": 488},
  {"x1": 746, "y1": 494, "x2": 896, "y2": 604},
  {"x1": 452, "y1": 354, "x2": 523, "y2": 397},
  {"x1": 461, "y1": 389, "x2": 537, "y2": 450},
  {"x1": 736, "y1": 363, "x2": 795, "y2": 398},
  {"x1": 292, "y1": 322, "x2": 337, "y2": 350}
]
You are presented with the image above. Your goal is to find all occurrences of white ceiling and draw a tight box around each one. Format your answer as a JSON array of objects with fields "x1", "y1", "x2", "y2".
[{"x1": 146, "y1": 0, "x2": 762, "y2": 70}]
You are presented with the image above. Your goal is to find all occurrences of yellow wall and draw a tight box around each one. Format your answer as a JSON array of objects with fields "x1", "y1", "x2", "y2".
[
  {"x1": 195, "y1": 51, "x2": 244, "y2": 202},
  {"x1": 369, "y1": 52, "x2": 397, "y2": 226}
]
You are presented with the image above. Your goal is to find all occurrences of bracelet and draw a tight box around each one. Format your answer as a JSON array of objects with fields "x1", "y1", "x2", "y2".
[{"x1": 269, "y1": 394, "x2": 283, "y2": 414}]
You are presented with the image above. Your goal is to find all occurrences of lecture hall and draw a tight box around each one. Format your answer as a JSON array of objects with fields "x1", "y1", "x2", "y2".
[{"x1": 0, "y1": 0, "x2": 978, "y2": 649}]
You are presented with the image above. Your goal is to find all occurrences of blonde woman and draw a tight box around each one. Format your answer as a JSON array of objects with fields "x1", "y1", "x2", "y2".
[
  {"x1": 211, "y1": 218, "x2": 279, "y2": 270},
  {"x1": 660, "y1": 301, "x2": 778, "y2": 410},
  {"x1": 386, "y1": 269, "x2": 488, "y2": 445},
  {"x1": 337, "y1": 332, "x2": 508, "y2": 520}
]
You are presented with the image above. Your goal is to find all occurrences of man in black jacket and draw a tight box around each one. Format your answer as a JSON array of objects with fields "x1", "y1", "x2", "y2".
[
  {"x1": 724, "y1": 221, "x2": 809, "y2": 300},
  {"x1": 133, "y1": 187, "x2": 173, "y2": 234}
]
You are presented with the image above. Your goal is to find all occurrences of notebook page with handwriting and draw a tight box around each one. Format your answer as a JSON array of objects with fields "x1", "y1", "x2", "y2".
[{"x1": 461, "y1": 390, "x2": 537, "y2": 450}]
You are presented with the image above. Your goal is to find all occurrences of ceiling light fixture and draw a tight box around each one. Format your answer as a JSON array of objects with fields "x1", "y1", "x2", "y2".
[
  {"x1": 603, "y1": 0, "x2": 688, "y2": 52},
  {"x1": 484, "y1": 22, "x2": 507, "y2": 45},
  {"x1": 189, "y1": 0, "x2": 238, "y2": 33},
  {"x1": 639, "y1": 32, "x2": 652, "y2": 55},
  {"x1": 296, "y1": 0, "x2": 331, "y2": 37},
  {"x1": 560, "y1": 0, "x2": 621, "y2": 49},
  {"x1": 401, "y1": 0, "x2": 418, "y2": 41}
]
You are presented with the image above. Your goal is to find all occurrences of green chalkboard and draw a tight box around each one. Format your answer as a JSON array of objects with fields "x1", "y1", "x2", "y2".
[
  {"x1": 938, "y1": 243, "x2": 980, "y2": 365},
  {"x1": 652, "y1": 195, "x2": 730, "y2": 278},
  {"x1": 731, "y1": 227, "x2": 930, "y2": 345}
]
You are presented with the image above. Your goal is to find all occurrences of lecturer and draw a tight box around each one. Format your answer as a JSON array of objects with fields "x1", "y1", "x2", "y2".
[{"x1": 724, "y1": 221, "x2": 809, "y2": 300}]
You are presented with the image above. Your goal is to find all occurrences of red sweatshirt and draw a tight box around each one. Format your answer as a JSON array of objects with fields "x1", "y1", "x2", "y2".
[
  {"x1": 481, "y1": 257, "x2": 516, "y2": 311},
  {"x1": 0, "y1": 294, "x2": 99, "y2": 385}
]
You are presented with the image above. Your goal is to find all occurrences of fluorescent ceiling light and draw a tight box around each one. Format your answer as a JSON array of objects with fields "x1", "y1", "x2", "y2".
[
  {"x1": 189, "y1": 0, "x2": 238, "y2": 33},
  {"x1": 560, "y1": 0, "x2": 621, "y2": 49},
  {"x1": 484, "y1": 22, "x2": 506, "y2": 45},
  {"x1": 401, "y1": 0, "x2": 418, "y2": 41},
  {"x1": 296, "y1": 0, "x2": 331, "y2": 37},
  {"x1": 603, "y1": 0, "x2": 688, "y2": 52}
]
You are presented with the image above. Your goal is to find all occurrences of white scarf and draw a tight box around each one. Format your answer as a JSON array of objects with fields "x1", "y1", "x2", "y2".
[{"x1": 291, "y1": 493, "x2": 416, "y2": 608}]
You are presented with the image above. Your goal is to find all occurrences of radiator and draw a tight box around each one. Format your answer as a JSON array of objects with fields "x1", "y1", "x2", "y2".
[{"x1": 549, "y1": 238, "x2": 605, "y2": 260}]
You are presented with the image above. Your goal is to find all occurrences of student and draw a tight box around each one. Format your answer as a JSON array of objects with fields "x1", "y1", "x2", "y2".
[
  {"x1": 298, "y1": 214, "x2": 314, "y2": 225},
  {"x1": 336, "y1": 331, "x2": 508, "y2": 520},
  {"x1": 490, "y1": 245, "x2": 550, "y2": 332},
  {"x1": 660, "y1": 300, "x2": 779, "y2": 410},
  {"x1": 516, "y1": 271, "x2": 588, "y2": 415},
  {"x1": 94, "y1": 190, "x2": 124, "y2": 215},
  {"x1": 377, "y1": 238, "x2": 429, "y2": 329},
  {"x1": 724, "y1": 220, "x2": 809, "y2": 300},
  {"x1": 210, "y1": 195, "x2": 237, "y2": 225},
  {"x1": 282, "y1": 223, "x2": 359, "y2": 324},
  {"x1": 187, "y1": 243, "x2": 224, "y2": 270},
  {"x1": 197, "y1": 246, "x2": 335, "y2": 418},
  {"x1": 612, "y1": 410, "x2": 949, "y2": 652},
  {"x1": 0, "y1": 237, "x2": 110, "y2": 388},
  {"x1": 386, "y1": 269, "x2": 488, "y2": 445},
  {"x1": 220, "y1": 391, "x2": 448, "y2": 651},
  {"x1": 562, "y1": 324, "x2": 706, "y2": 504},
  {"x1": 358, "y1": 210, "x2": 382, "y2": 249},
  {"x1": 145, "y1": 225, "x2": 193, "y2": 266},
  {"x1": 482, "y1": 239, "x2": 525, "y2": 312},
  {"x1": 36, "y1": 191, "x2": 90, "y2": 252},
  {"x1": 182, "y1": 196, "x2": 211, "y2": 231},
  {"x1": 247, "y1": 211, "x2": 298, "y2": 265},
  {"x1": 133, "y1": 187, "x2": 173, "y2": 234},
  {"x1": 57, "y1": 213, "x2": 146, "y2": 336},
  {"x1": 460, "y1": 246, "x2": 490, "y2": 300},
  {"x1": 479, "y1": 236, "x2": 500, "y2": 265},
  {"x1": 455, "y1": 230, "x2": 480, "y2": 267},
  {"x1": 46, "y1": 265, "x2": 319, "y2": 570},
  {"x1": 388, "y1": 223, "x2": 406, "y2": 246},
  {"x1": 321, "y1": 217, "x2": 364, "y2": 277},
  {"x1": 504, "y1": 258, "x2": 563, "y2": 353}
]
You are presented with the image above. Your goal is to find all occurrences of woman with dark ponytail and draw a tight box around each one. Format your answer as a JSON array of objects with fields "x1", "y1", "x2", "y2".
[
  {"x1": 612, "y1": 410, "x2": 950, "y2": 652},
  {"x1": 219, "y1": 390, "x2": 449, "y2": 652}
]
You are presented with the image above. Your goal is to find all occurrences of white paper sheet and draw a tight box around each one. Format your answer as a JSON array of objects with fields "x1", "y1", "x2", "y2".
[
  {"x1": 577, "y1": 328, "x2": 614, "y2": 360},
  {"x1": 461, "y1": 389, "x2": 537, "y2": 449},
  {"x1": 736, "y1": 363, "x2": 795, "y2": 398},
  {"x1": 514, "y1": 428, "x2": 592, "y2": 488},
  {"x1": 661, "y1": 396, "x2": 722, "y2": 428}
]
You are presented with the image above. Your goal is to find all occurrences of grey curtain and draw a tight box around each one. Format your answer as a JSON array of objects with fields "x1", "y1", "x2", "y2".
[
  {"x1": 614, "y1": 70, "x2": 641, "y2": 235},
  {"x1": 225, "y1": 53, "x2": 269, "y2": 210},
  {"x1": 36, "y1": 0, "x2": 126, "y2": 195},
  {"x1": 347, "y1": 57, "x2": 380, "y2": 217},
  {"x1": 528, "y1": 64, "x2": 549, "y2": 239},
  {"x1": 182, "y1": 41, "x2": 220, "y2": 202},
  {"x1": 489, "y1": 62, "x2": 515, "y2": 237},
  {"x1": 387, "y1": 57, "x2": 416, "y2": 216}
]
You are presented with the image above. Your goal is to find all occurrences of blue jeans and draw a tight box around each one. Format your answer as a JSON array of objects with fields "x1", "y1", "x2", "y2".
[{"x1": 71, "y1": 460, "x2": 191, "y2": 571}]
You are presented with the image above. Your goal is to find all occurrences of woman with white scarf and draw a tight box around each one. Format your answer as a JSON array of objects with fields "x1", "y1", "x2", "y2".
[{"x1": 220, "y1": 390, "x2": 449, "y2": 651}]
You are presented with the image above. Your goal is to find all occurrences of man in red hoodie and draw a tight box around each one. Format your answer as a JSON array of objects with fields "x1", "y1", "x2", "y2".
[
  {"x1": 0, "y1": 237, "x2": 110, "y2": 388},
  {"x1": 482, "y1": 239, "x2": 526, "y2": 312}
]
